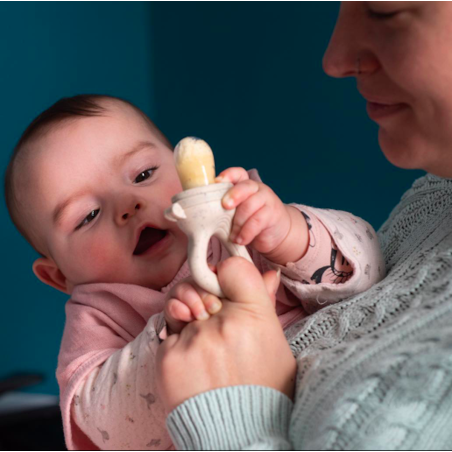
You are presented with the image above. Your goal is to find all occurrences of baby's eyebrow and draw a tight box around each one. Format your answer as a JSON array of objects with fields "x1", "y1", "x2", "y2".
[
  {"x1": 114, "y1": 140, "x2": 156, "y2": 168},
  {"x1": 53, "y1": 189, "x2": 92, "y2": 226},
  {"x1": 53, "y1": 141, "x2": 157, "y2": 226}
]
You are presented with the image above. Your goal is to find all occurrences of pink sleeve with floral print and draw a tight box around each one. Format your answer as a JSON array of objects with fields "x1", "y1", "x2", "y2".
[
  {"x1": 263, "y1": 203, "x2": 386, "y2": 316},
  {"x1": 290, "y1": 208, "x2": 353, "y2": 285}
]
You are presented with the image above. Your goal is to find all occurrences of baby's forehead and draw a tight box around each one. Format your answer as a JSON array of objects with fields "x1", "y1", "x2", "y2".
[
  {"x1": 37, "y1": 105, "x2": 158, "y2": 154},
  {"x1": 25, "y1": 111, "x2": 150, "y2": 181},
  {"x1": 25, "y1": 100, "x2": 171, "y2": 194}
]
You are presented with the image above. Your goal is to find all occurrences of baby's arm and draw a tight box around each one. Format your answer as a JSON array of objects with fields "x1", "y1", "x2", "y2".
[
  {"x1": 297, "y1": 208, "x2": 354, "y2": 284},
  {"x1": 261, "y1": 204, "x2": 386, "y2": 313},
  {"x1": 71, "y1": 314, "x2": 172, "y2": 450},
  {"x1": 271, "y1": 205, "x2": 354, "y2": 285},
  {"x1": 217, "y1": 167, "x2": 385, "y2": 310}
]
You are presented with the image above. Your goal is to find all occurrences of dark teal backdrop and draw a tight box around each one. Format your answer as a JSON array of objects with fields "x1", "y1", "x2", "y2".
[
  {"x1": 0, "y1": 2, "x2": 154, "y2": 396},
  {"x1": 1, "y1": 2, "x2": 423, "y2": 396}
]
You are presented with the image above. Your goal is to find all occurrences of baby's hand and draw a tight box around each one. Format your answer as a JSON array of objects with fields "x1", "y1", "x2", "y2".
[
  {"x1": 164, "y1": 274, "x2": 222, "y2": 335},
  {"x1": 216, "y1": 167, "x2": 292, "y2": 257}
]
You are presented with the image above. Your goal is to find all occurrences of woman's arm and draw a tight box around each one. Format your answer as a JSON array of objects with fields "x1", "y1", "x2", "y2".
[
  {"x1": 156, "y1": 257, "x2": 297, "y2": 450},
  {"x1": 167, "y1": 386, "x2": 293, "y2": 450}
]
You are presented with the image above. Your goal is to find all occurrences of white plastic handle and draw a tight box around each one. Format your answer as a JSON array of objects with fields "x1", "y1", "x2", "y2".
[
  {"x1": 164, "y1": 185, "x2": 254, "y2": 298},
  {"x1": 188, "y1": 229, "x2": 253, "y2": 298}
]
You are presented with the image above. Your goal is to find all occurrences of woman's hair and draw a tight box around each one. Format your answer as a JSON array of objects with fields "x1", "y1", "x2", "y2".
[{"x1": 4, "y1": 94, "x2": 171, "y2": 257}]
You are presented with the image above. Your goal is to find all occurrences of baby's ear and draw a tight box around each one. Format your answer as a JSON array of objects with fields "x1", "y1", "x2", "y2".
[{"x1": 32, "y1": 257, "x2": 72, "y2": 295}]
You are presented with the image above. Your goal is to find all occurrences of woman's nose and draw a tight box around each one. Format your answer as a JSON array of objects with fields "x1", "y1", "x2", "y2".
[
  {"x1": 322, "y1": 3, "x2": 379, "y2": 78},
  {"x1": 323, "y1": 35, "x2": 356, "y2": 79}
]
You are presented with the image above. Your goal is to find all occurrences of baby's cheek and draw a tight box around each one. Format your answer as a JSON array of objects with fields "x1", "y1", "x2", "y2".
[{"x1": 72, "y1": 235, "x2": 125, "y2": 282}]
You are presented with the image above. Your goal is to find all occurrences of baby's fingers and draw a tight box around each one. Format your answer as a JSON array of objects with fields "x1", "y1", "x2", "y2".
[
  {"x1": 171, "y1": 282, "x2": 211, "y2": 321},
  {"x1": 229, "y1": 187, "x2": 266, "y2": 241},
  {"x1": 164, "y1": 298, "x2": 194, "y2": 335},
  {"x1": 202, "y1": 292, "x2": 223, "y2": 315},
  {"x1": 215, "y1": 167, "x2": 249, "y2": 185},
  {"x1": 221, "y1": 179, "x2": 260, "y2": 210}
]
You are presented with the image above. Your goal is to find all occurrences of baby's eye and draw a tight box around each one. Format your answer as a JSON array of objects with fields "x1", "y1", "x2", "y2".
[
  {"x1": 76, "y1": 209, "x2": 100, "y2": 230},
  {"x1": 134, "y1": 166, "x2": 159, "y2": 184}
]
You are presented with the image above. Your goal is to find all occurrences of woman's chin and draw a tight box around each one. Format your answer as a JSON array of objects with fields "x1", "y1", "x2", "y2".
[{"x1": 378, "y1": 128, "x2": 426, "y2": 171}]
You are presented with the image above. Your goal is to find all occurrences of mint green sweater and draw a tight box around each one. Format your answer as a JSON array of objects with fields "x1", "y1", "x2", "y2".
[{"x1": 166, "y1": 174, "x2": 452, "y2": 450}]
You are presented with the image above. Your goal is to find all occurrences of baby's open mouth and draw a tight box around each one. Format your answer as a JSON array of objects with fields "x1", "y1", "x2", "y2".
[{"x1": 133, "y1": 227, "x2": 167, "y2": 255}]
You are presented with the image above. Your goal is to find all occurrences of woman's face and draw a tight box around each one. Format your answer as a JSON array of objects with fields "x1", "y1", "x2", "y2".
[{"x1": 323, "y1": 2, "x2": 452, "y2": 177}]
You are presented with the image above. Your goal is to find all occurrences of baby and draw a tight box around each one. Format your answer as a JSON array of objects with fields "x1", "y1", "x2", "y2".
[{"x1": 4, "y1": 94, "x2": 385, "y2": 450}]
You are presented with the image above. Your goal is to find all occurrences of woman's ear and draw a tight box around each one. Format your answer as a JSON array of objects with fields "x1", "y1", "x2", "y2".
[{"x1": 32, "y1": 257, "x2": 72, "y2": 294}]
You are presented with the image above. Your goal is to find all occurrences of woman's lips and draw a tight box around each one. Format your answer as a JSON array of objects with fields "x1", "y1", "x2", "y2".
[{"x1": 366, "y1": 101, "x2": 407, "y2": 121}]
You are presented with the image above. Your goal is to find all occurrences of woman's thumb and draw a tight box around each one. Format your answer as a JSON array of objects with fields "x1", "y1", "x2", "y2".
[
  {"x1": 216, "y1": 257, "x2": 274, "y2": 306},
  {"x1": 262, "y1": 268, "x2": 281, "y2": 307}
]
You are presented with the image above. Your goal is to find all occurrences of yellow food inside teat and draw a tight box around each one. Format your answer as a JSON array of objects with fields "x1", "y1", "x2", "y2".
[{"x1": 174, "y1": 137, "x2": 216, "y2": 190}]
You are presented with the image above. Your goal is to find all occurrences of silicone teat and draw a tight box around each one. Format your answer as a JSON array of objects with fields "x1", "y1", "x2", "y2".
[{"x1": 174, "y1": 137, "x2": 216, "y2": 190}]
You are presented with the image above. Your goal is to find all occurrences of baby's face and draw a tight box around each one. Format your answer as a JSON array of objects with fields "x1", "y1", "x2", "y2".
[{"x1": 25, "y1": 101, "x2": 188, "y2": 292}]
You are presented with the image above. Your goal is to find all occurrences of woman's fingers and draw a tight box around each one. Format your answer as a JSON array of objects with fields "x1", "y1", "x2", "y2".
[
  {"x1": 216, "y1": 256, "x2": 276, "y2": 308},
  {"x1": 261, "y1": 268, "x2": 281, "y2": 307}
]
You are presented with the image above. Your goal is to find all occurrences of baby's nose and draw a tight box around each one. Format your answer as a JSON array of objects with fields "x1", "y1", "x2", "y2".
[{"x1": 122, "y1": 202, "x2": 141, "y2": 220}]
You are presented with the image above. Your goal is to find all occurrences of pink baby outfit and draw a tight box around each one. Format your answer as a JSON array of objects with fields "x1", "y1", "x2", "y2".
[{"x1": 57, "y1": 172, "x2": 385, "y2": 450}]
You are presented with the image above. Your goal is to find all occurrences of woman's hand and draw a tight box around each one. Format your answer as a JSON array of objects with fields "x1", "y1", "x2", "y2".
[{"x1": 156, "y1": 257, "x2": 297, "y2": 414}]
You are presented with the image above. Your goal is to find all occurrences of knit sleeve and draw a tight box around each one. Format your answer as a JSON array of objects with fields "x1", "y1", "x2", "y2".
[
  {"x1": 71, "y1": 313, "x2": 174, "y2": 450},
  {"x1": 166, "y1": 386, "x2": 294, "y2": 450}
]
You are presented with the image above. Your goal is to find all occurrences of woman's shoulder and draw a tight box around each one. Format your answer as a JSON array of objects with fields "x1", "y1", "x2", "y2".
[{"x1": 377, "y1": 172, "x2": 452, "y2": 271}]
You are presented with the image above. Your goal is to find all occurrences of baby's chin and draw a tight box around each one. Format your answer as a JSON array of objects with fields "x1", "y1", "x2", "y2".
[
  {"x1": 146, "y1": 267, "x2": 183, "y2": 291},
  {"x1": 139, "y1": 245, "x2": 188, "y2": 290}
]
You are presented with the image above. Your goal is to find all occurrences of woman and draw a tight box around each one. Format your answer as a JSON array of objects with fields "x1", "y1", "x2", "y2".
[{"x1": 156, "y1": 2, "x2": 452, "y2": 449}]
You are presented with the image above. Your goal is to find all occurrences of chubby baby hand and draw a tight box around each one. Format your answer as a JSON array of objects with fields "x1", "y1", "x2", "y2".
[
  {"x1": 164, "y1": 272, "x2": 222, "y2": 335},
  {"x1": 216, "y1": 167, "x2": 292, "y2": 257}
]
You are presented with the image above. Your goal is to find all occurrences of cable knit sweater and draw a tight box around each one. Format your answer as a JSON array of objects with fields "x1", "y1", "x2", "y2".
[{"x1": 166, "y1": 173, "x2": 452, "y2": 450}]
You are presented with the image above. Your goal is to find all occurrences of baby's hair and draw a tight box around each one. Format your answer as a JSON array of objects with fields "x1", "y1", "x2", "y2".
[{"x1": 4, "y1": 94, "x2": 172, "y2": 258}]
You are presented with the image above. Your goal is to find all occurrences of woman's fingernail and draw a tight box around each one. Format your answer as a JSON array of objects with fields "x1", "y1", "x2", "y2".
[
  {"x1": 236, "y1": 236, "x2": 243, "y2": 244},
  {"x1": 208, "y1": 300, "x2": 222, "y2": 314},
  {"x1": 223, "y1": 194, "x2": 234, "y2": 208},
  {"x1": 197, "y1": 311, "x2": 210, "y2": 321},
  {"x1": 215, "y1": 176, "x2": 224, "y2": 183}
]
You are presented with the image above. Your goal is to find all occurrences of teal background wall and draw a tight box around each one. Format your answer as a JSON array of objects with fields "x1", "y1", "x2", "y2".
[
  {"x1": 149, "y1": 2, "x2": 423, "y2": 225},
  {"x1": 0, "y1": 2, "x2": 154, "y2": 395},
  {"x1": 1, "y1": 2, "x2": 423, "y2": 396}
]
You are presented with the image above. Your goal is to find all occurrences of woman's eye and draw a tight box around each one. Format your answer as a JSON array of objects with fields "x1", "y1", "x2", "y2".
[
  {"x1": 134, "y1": 166, "x2": 159, "y2": 184},
  {"x1": 76, "y1": 209, "x2": 100, "y2": 230},
  {"x1": 367, "y1": 9, "x2": 400, "y2": 20}
]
